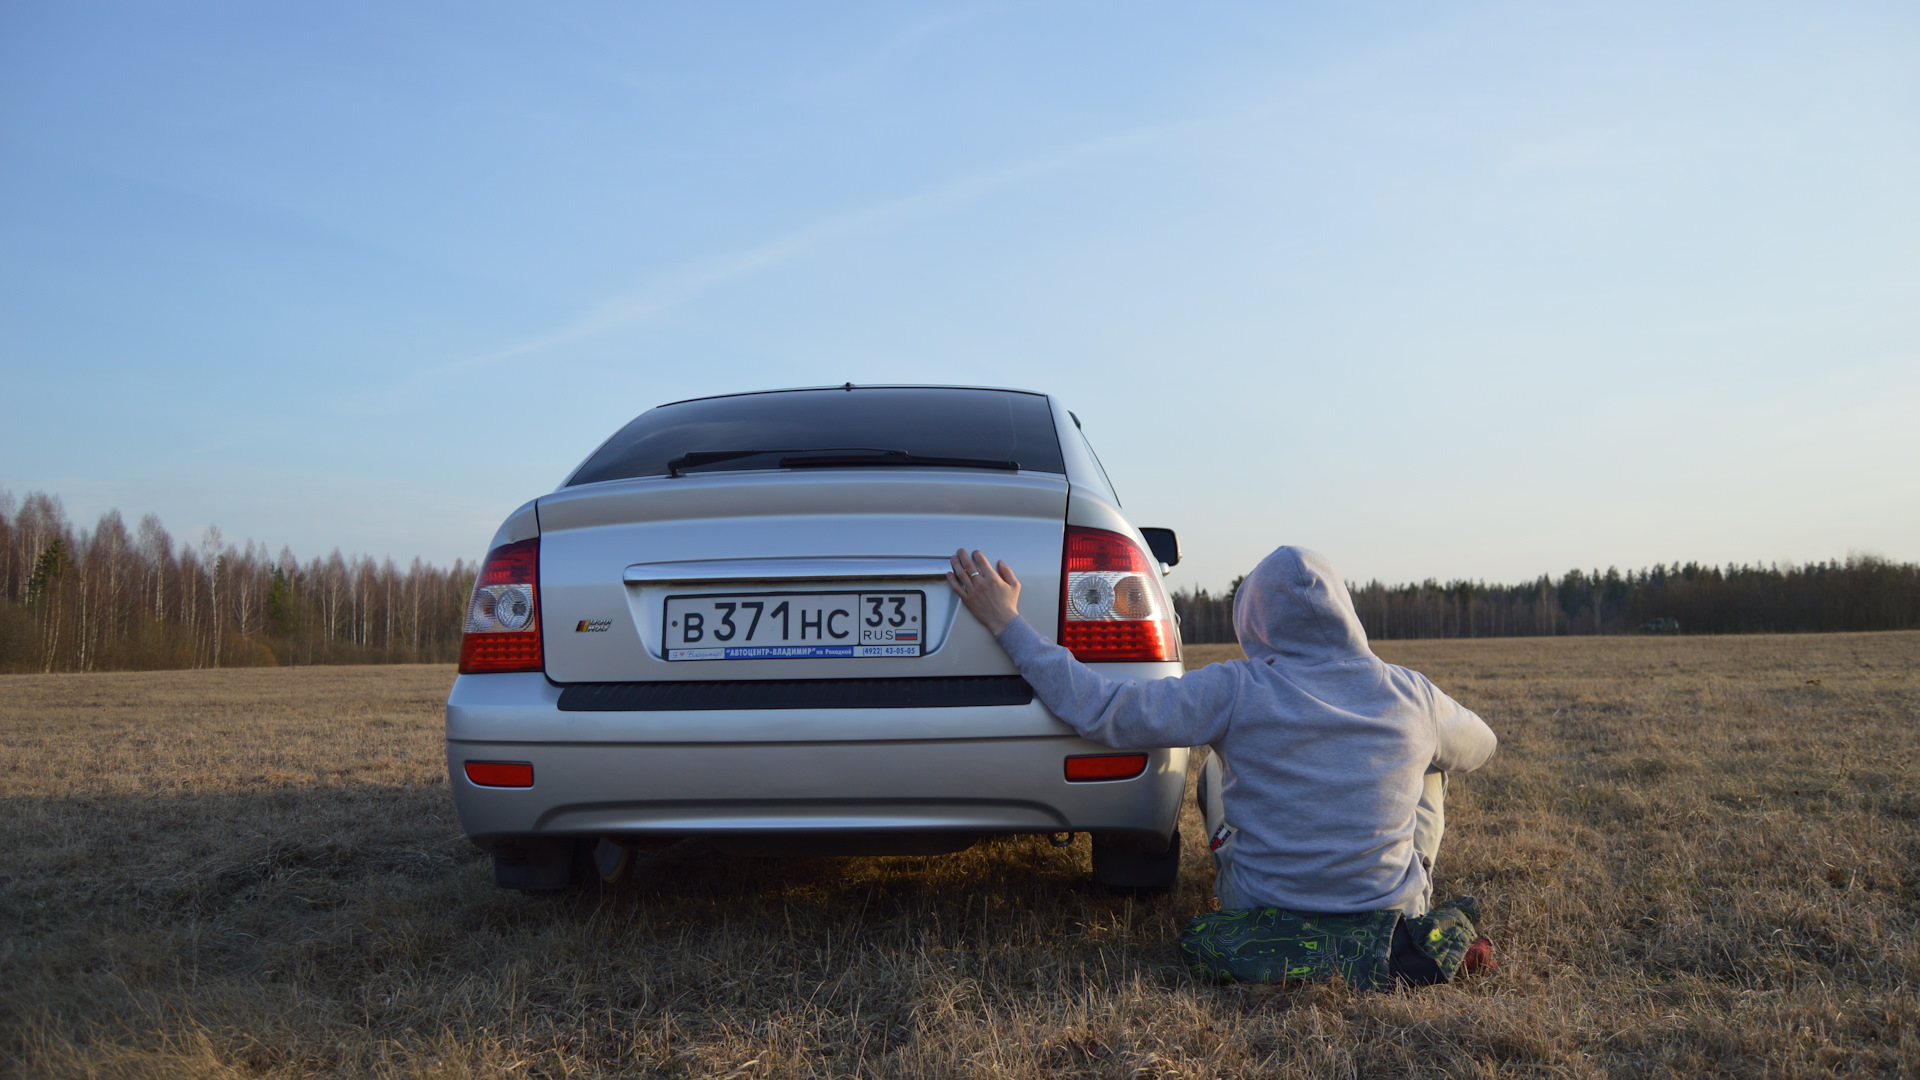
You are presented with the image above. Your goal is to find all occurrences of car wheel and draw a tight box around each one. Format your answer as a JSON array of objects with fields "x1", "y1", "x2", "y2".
[
  {"x1": 593, "y1": 837, "x2": 636, "y2": 883},
  {"x1": 1091, "y1": 827, "x2": 1182, "y2": 892}
]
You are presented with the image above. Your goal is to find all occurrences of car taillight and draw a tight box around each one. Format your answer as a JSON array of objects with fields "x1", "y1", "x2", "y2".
[
  {"x1": 459, "y1": 537, "x2": 543, "y2": 674},
  {"x1": 1059, "y1": 526, "x2": 1180, "y2": 662}
]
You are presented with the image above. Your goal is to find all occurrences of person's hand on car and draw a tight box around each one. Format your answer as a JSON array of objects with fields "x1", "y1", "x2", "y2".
[{"x1": 948, "y1": 548, "x2": 1022, "y2": 634}]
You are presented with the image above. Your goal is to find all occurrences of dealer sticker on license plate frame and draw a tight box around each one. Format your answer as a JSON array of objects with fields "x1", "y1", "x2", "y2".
[{"x1": 664, "y1": 590, "x2": 925, "y2": 660}]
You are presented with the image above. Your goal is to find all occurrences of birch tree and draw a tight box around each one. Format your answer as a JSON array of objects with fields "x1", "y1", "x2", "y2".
[{"x1": 200, "y1": 527, "x2": 224, "y2": 667}]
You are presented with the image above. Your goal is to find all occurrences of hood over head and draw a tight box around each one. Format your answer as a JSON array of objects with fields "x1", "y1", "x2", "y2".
[{"x1": 1233, "y1": 546, "x2": 1373, "y2": 665}]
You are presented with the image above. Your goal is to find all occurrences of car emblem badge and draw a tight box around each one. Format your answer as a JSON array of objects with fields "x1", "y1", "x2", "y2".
[{"x1": 575, "y1": 619, "x2": 612, "y2": 632}]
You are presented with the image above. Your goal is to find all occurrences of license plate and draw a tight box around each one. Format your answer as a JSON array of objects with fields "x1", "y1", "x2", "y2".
[{"x1": 664, "y1": 591, "x2": 926, "y2": 660}]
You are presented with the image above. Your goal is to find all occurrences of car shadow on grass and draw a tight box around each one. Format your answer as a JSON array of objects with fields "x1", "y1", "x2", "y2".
[
  {"x1": 6, "y1": 784, "x2": 1261, "y2": 1080},
  {"x1": 3, "y1": 782, "x2": 1208, "y2": 958}
]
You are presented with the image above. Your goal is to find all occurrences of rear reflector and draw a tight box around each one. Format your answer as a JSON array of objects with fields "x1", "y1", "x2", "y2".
[
  {"x1": 464, "y1": 760, "x2": 534, "y2": 787},
  {"x1": 1064, "y1": 752, "x2": 1149, "y2": 782}
]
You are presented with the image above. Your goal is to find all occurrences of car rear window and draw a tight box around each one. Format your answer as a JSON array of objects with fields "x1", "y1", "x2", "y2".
[{"x1": 567, "y1": 387, "x2": 1066, "y2": 485}]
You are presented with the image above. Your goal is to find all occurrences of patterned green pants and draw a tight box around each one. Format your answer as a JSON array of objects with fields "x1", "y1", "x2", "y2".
[{"x1": 1178, "y1": 896, "x2": 1484, "y2": 992}]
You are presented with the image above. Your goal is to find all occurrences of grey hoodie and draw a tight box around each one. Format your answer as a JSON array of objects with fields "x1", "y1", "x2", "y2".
[{"x1": 994, "y1": 545, "x2": 1497, "y2": 915}]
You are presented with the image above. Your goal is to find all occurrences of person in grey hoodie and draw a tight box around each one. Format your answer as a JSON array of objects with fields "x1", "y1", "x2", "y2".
[{"x1": 947, "y1": 543, "x2": 1497, "y2": 922}]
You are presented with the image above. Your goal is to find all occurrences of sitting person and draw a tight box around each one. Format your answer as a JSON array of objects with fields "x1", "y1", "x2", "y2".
[{"x1": 947, "y1": 543, "x2": 1499, "y2": 989}]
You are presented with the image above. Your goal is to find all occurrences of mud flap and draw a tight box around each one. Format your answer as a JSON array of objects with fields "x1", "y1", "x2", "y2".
[
  {"x1": 1092, "y1": 827, "x2": 1182, "y2": 891},
  {"x1": 492, "y1": 840, "x2": 577, "y2": 892}
]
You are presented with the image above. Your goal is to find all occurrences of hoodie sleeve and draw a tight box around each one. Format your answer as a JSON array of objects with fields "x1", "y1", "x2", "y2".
[
  {"x1": 1417, "y1": 673, "x2": 1497, "y2": 773},
  {"x1": 994, "y1": 616, "x2": 1239, "y2": 748}
]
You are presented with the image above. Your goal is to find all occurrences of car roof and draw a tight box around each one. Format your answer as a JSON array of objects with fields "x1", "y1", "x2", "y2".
[{"x1": 653, "y1": 384, "x2": 1049, "y2": 409}]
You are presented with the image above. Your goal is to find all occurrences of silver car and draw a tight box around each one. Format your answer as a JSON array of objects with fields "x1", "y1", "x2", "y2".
[{"x1": 445, "y1": 385, "x2": 1188, "y2": 892}]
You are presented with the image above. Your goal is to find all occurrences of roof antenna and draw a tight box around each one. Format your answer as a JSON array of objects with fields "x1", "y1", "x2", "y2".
[{"x1": 843, "y1": 381, "x2": 854, "y2": 391}]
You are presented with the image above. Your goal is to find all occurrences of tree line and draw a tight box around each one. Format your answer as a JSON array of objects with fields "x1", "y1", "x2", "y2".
[
  {"x1": 7, "y1": 488, "x2": 1918, "y2": 671},
  {"x1": 0, "y1": 491, "x2": 475, "y2": 673},
  {"x1": 1170, "y1": 557, "x2": 1920, "y2": 644}
]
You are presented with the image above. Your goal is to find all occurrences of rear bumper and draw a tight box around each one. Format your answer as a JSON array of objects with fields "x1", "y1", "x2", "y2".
[{"x1": 446, "y1": 670, "x2": 1188, "y2": 848}]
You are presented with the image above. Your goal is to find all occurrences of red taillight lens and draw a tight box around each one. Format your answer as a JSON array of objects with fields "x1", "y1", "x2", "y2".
[
  {"x1": 1065, "y1": 752, "x2": 1150, "y2": 782},
  {"x1": 1059, "y1": 527, "x2": 1180, "y2": 662},
  {"x1": 459, "y1": 537, "x2": 543, "y2": 674},
  {"x1": 464, "y1": 760, "x2": 534, "y2": 787}
]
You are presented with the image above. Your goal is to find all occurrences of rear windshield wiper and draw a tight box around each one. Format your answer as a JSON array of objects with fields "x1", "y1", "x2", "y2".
[
  {"x1": 666, "y1": 447, "x2": 897, "y2": 476},
  {"x1": 666, "y1": 449, "x2": 798, "y2": 477},
  {"x1": 667, "y1": 447, "x2": 1019, "y2": 477},
  {"x1": 778, "y1": 450, "x2": 1020, "y2": 471}
]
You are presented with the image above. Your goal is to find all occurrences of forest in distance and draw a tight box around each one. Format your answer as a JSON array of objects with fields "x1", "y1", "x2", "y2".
[
  {"x1": 2, "y1": 489, "x2": 1917, "y2": 672},
  {"x1": 1172, "y1": 558, "x2": 1920, "y2": 644},
  {"x1": 0, "y1": 491, "x2": 472, "y2": 674}
]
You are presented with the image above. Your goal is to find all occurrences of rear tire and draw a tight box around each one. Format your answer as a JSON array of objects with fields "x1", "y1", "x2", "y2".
[
  {"x1": 1092, "y1": 827, "x2": 1182, "y2": 892},
  {"x1": 593, "y1": 838, "x2": 636, "y2": 883}
]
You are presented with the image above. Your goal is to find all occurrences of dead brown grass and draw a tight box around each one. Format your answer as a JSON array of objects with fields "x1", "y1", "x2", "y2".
[{"x1": 3, "y1": 633, "x2": 1917, "y2": 1078}]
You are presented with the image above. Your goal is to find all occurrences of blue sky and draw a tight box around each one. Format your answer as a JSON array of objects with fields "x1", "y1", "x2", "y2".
[{"x1": 2, "y1": 2, "x2": 1915, "y2": 592}]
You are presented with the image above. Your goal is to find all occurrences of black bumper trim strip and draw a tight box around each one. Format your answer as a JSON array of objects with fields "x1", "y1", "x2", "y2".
[{"x1": 555, "y1": 675, "x2": 1035, "y2": 712}]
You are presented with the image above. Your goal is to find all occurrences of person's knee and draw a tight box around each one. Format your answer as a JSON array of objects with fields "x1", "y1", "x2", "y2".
[{"x1": 1198, "y1": 749, "x2": 1224, "y2": 828}]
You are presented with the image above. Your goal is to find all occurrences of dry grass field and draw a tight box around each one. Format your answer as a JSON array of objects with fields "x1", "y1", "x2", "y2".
[{"x1": 3, "y1": 633, "x2": 1917, "y2": 1078}]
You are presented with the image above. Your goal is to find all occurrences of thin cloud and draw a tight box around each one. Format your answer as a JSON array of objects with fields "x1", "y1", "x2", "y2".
[
  {"x1": 801, "y1": 6, "x2": 995, "y2": 97},
  {"x1": 397, "y1": 118, "x2": 1196, "y2": 390}
]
